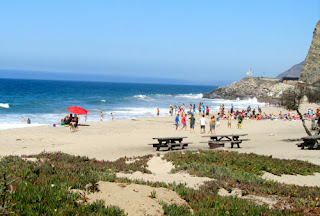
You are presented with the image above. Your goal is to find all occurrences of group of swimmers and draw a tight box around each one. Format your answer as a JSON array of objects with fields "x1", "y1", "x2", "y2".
[
  {"x1": 100, "y1": 112, "x2": 114, "y2": 121},
  {"x1": 21, "y1": 117, "x2": 31, "y2": 124}
]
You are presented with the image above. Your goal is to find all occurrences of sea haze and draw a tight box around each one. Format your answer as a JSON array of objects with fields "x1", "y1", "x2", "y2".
[
  {"x1": 0, "y1": 78, "x2": 264, "y2": 129},
  {"x1": 0, "y1": 69, "x2": 233, "y2": 86}
]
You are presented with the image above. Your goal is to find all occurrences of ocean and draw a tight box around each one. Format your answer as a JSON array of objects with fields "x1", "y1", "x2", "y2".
[{"x1": 0, "y1": 78, "x2": 265, "y2": 130}]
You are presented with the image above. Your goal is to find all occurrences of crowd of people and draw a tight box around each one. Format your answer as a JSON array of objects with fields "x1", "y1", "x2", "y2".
[{"x1": 171, "y1": 103, "x2": 320, "y2": 134}]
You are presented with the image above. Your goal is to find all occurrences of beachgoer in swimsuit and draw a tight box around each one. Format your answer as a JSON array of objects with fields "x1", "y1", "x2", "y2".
[
  {"x1": 216, "y1": 113, "x2": 221, "y2": 128},
  {"x1": 208, "y1": 116, "x2": 216, "y2": 134},
  {"x1": 100, "y1": 112, "x2": 104, "y2": 121},
  {"x1": 228, "y1": 115, "x2": 232, "y2": 128}
]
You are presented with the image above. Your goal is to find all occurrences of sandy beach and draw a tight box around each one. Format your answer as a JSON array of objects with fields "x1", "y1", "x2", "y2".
[
  {"x1": 1, "y1": 103, "x2": 318, "y2": 163},
  {"x1": 1, "y1": 103, "x2": 320, "y2": 215}
]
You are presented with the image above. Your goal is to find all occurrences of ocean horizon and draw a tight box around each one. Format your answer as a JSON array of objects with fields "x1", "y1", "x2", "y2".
[{"x1": 0, "y1": 78, "x2": 265, "y2": 130}]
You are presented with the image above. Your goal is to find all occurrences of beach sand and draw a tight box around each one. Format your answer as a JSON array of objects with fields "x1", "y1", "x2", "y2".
[
  {"x1": 1, "y1": 103, "x2": 320, "y2": 215},
  {"x1": 0, "y1": 103, "x2": 319, "y2": 187}
]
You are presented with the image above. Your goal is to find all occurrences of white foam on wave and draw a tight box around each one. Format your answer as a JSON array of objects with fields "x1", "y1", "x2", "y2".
[
  {"x1": 0, "y1": 123, "x2": 48, "y2": 130},
  {"x1": 111, "y1": 107, "x2": 170, "y2": 118},
  {"x1": 175, "y1": 93, "x2": 203, "y2": 99},
  {"x1": 133, "y1": 95, "x2": 154, "y2": 101},
  {"x1": 0, "y1": 103, "x2": 9, "y2": 108},
  {"x1": 101, "y1": 99, "x2": 106, "y2": 103},
  {"x1": 208, "y1": 97, "x2": 265, "y2": 110}
]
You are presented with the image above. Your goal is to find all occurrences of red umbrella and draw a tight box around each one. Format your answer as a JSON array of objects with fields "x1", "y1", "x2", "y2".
[{"x1": 67, "y1": 106, "x2": 88, "y2": 115}]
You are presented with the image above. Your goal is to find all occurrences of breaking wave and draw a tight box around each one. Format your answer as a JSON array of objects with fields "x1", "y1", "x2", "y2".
[{"x1": 0, "y1": 103, "x2": 10, "y2": 109}]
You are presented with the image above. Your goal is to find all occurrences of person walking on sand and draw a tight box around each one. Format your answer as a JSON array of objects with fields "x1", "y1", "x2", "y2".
[
  {"x1": 200, "y1": 115, "x2": 206, "y2": 133},
  {"x1": 181, "y1": 114, "x2": 187, "y2": 131},
  {"x1": 189, "y1": 114, "x2": 195, "y2": 133},
  {"x1": 208, "y1": 115, "x2": 216, "y2": 134},
  {"x1": 111, "y1": 113, "x2": 114, "y2": 120},
  {"x1": 100, "y1": 112, "x2": 104, "y2": 121},
  {"x1": 175, "y1": 114, "x2": 180, "y2": 130}
]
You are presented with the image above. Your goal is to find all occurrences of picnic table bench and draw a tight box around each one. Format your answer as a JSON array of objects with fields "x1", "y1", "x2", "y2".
[
  {"x1": 149, "y1": 136, "x2": 192, "y2": 151},
  {"x1": 202, "y1": 134, "x2": 249, "y2": 148},
  {"x1": 297, "y1": 135, "x2": 320, "y2": 149}
]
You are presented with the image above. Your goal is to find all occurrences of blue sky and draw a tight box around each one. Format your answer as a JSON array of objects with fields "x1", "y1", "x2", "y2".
[{"x1": 0, "y1": 1, "x2": 319, "y2": 84}]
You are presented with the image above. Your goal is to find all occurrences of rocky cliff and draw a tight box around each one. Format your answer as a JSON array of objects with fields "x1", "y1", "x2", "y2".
[
  {"x1": 300, "y1": 20, "x2": 320, "y2": 84},
  {"x1": 276, "y1": 61, "x2": 304, "y2": 79},
  {"x1": 203, "y1": 77, "x2": 293, "y2": 101}
]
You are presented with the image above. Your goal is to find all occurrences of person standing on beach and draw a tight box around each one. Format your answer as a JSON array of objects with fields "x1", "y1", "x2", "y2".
[
  {"x1": 200, "y1": 115, "x2": 206, "y2": 133},
  {"x1": 208, "y1": 116, "x2": 216, "y2": 134},
  {"x1": 228, "y1": 115, "x2": 232, "y2": 128},
  {"x1": 237, "y1": 115, "x2": 243, "y2": 129},
  {"x1": 189, "y1": 114, "x2": 195, "y2": 133},
  {"x1": 111, "y1": 113, "x2": 114, "y2": 120},
  {"x1": 85, "y1": 114, "x2": 87, "y2": 122},
  {"x1": 216, "y1": 113, "x2": 221, "y2": 128},
  {"x1": 181, "y1": 114, "x2": 187, "y2": 131},
  {"x1": 27, "y1": 118, "x2": 31, "y2": 124},
  {"x1": 100, "y1": 112, "x2": 104, "y2": 121},
  {"x1": 175, "y1": 114, "x2": 179, "y2": 130},
  {"x1": 72, "y1": 114, "x2": 79, "y2": 131},
  {"x1": 21, "y1": 117, "x2": 25, "y2": 123},
  {"x1": 157, "y1": 108, "x2": 160, "y2": 117}
]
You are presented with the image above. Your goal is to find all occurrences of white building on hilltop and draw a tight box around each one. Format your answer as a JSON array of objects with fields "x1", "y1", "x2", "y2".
[{"x1": 246, "y1": 68, "x2": 252, "y2": 77}]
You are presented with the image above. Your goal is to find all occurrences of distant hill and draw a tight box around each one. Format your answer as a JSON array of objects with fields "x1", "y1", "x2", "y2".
[{"x1": 275, "y1": 61, "x2": 304, "y2": 79}]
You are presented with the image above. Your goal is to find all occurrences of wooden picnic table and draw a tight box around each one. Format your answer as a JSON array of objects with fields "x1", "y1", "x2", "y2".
[
  {"x1": 202, "y1": 134, "x2": 249, "y2": 148},
  {"x1": 297, "y1": 135, "x2": 320, "y2": 149},
  {"x1": 150, "y1": 136, "x2": 192, "y2": 151}
]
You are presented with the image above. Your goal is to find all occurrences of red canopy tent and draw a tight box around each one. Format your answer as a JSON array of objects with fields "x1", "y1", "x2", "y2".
[{"x1": 67, "y1": 106, "x2": 88, "y2": 115}]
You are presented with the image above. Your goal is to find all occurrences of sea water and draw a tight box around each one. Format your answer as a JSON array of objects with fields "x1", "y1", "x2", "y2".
[{"x1": 0, "y1": 78, "x2": 265, "y2": 130}]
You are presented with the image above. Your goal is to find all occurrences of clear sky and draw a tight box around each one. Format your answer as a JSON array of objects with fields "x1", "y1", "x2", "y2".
[{"x1": 0, "y1": 1, "x2": 319, "y2": 84}]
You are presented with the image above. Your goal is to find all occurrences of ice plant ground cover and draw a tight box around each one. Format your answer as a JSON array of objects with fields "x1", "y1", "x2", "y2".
[{"x1": 0, "y1": 151, "x2": 319, "y2": 215}]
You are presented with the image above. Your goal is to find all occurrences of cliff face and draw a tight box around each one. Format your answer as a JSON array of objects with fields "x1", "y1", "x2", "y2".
[
  {"x1": 203, "y1": 77, "x2": 293, "y2": 100},
  {"x1": 300, "y1": 20, "x2": 320, "y2": 84}
]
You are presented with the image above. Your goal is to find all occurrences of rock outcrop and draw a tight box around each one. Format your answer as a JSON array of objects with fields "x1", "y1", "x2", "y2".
[
  {"x1": 276, "y1": 61, "x2": 304, "y2": 79},
  {"x1": 203, "y1": 77, "x2": 293, "y2": 101},
  {"x1": 300, "y1": 20, "x2": 320, "y2": 84}
]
